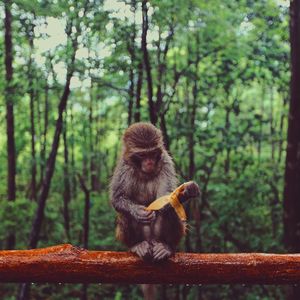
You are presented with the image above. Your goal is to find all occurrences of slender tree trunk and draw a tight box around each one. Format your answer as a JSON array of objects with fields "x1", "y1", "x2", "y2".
[
  {"x1": 4, "y1": 0, "x2": 16, "y2": 250},
  {"x1": 40, "y1": 77, "x2": 49, "y2": 183},
  {"x1": 224, "y1": 107, "x2": 231, "y2": 175},
  {"x1": 278, "y1": 96, "x2": 288, "y2": 164},
  {"x1": 78, "y1": 174, "x2": 90, "y2": 300},
  {"x1": 141, "y1": 0, "x2": 155, "y2": 124},
  {"x1": 70, "y1": 102, "x2": 77, "y2": 198},
  {"x1": 156, "y1": 25, "x2": 174, "y2": 150},
  {"x1": 89, "y1": 82, "x2": 99, "y2": 191},
  {"x1": 134, "y1": 1, "x2": 144, "y2": 123},
  {"x1": 63, "y1": 113, "x2": 71, "y2": 241},
  {"x1": 183, "y1": 79, "x2": 192, "y2": 255},
  {"x1": 135, "y1": 59, "x2": 143, "y2": 122},
  {"x1": 159, "y1": 114, "x2": 170, "y2": 150},
  {"x1": 27, "y1": 24, "x2": 37, "y2": 201},
  {"x1": 127, "y1": 0, "x2": 137, "y2": 126},
  {"x1": 258, "y1": 83, "x2": 265, "y2": 162},
  {"x1": 269, "y1": 86, "x2": 276, "y2": 161},
  {"x1": 283, "y1": 0, "x2": 300, "y2": 299},
  {"x1": 128, "y1": 62, "x2": 135, "y2": 126}
]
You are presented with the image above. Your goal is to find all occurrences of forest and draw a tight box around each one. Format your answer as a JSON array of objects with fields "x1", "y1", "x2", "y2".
[{"x1": 1, "y1": 0, "x2": 300, "y2": 299}]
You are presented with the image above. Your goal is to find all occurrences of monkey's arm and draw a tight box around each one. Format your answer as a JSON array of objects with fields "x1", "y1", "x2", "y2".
[
  {"x1": 110, "y1": 165, "x2": 155, "y2": 223},
  {"x1": 111, "y1": 194, "x2": 155, "y2": 223}
]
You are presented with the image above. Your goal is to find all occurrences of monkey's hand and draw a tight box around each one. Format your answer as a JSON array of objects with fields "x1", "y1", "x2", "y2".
[
  {"x1": 152, "y1": 240, "x2": 173, "y2": 262},
  {"x1": 182, "y1": 181, "x2": 201, "y2": 200},
  {"x1": 131, "y1": 204, "x2": 156, "y2": 224},
  {"x1": 130, "y1": 241, "x2": 152, "y2": 261}
]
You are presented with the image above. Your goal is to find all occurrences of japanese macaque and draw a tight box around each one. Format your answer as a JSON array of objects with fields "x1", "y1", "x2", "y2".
[{"x1": 110, "y1": 122, "x2": 200, "y2": 262}]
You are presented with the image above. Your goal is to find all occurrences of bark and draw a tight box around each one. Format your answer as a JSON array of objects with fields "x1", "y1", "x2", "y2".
[
  {"x1": 27, "y1": 22, "x2": 37, "y2": 201},
  {"x1": 128, "y1": 56, "x2": 135, "y2": 126},
  {"x1": 2, "y1": 244, "x2": 300, "y2": 284},
  {"x1": 134, "y1": 60, "x2": 143, "y2": 123},
  {"x1": 40, "y1": 69, "x2": 50, "y2": 183},
  {"x1": 283, "y1": 0, "x2": 300, "y2": 298},
  {"x1": 278, "y1": 96, "x2": 288, "y2": 164},
  {"x1": 159, "y1": 114, "x2": 170, "y2": 150},
  {"x1": 141, "y1": 0, "x2": 155, "y2": 124},
  {"x1": 89, "y1": 82, "x2": 100, "y2": 191},
  {"x1": 269, "y1": 87, "x2": 276, "y2": 161},
  {"x1": 284, "y1": 0, "x2": 300, "y2": 253},
  {"x1": 224, "y1": 107, "x2": 231, "y2": 175},
  {"x1": 156, "y1": 26, "x2": 174, "y2": 150},
  {"x1": 78, "y1": 175, "x2": 90, "y2": 300},
  {"x1": 127, "y1": 0, "x2": 137, "y2": 126},
  {"x1": 4, "y1": 0, "x2": 16, "y2": 250},
  {"x1": 190, "y1": 35, "x2": 202, "y2": 253},
  {"x1": 78, "y1": 175, "x2": 90, "y2": 250},
  {"x1": 63, "y1": 114, "x2": 71, "y2": 241},
  {"x1": 70, "y1": 103, "x2": 77, "y2": 197},
  {"x1": 134, "y1": 2, "x2": 144, "y2": 123}
]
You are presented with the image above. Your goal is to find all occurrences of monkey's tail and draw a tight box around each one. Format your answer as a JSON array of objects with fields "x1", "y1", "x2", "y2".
[{"x1": 140, "y1": 284, "x2": 157, "y2": 300}]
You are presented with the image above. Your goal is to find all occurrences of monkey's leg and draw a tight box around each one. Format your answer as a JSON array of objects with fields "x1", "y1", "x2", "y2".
[
  {"x1": 130, "y1": 240, "x2": 152, "y2": 261},
  {"x1": 151, "y1": 215, "x2": 174, "y2": 261}
]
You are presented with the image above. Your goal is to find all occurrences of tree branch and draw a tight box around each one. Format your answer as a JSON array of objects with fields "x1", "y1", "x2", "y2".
[{"x1": 1, "y1": 244, "x2": 300, "y2": 284}]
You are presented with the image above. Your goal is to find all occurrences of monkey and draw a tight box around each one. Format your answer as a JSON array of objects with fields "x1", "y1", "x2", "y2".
[{"x1": 110, "y1": 122, "x2": 200, "y2": 262}]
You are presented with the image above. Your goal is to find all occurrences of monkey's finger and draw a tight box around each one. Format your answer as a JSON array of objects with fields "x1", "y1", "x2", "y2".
[
  {"x1": 139, "y1": 212, "x2": 156, "y2": 222},
  {"x1": 153, "y1": 249, "x2": 169, "y2": 261},
  {"x1": 140, "y1": 210, "x2": 155, "y2": 217},
  {"x1": 153, "y1": 248, "x2": 165, "y2": 258},
  {"x1": 136, "y1": 246, "x2": 144, "y2": 258}
]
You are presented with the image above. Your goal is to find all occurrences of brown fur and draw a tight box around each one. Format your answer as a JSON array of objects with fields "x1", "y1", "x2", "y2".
[
  {"x1": 110, "y1": 122, "x2": 183, "y2": 250},
  {"x1": 123, "y1": 122, "x2": 164, "y2": 161}
]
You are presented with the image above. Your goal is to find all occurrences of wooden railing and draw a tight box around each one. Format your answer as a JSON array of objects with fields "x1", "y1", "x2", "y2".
[{"x1": 0, "y1": 244, "x2": 299, "y2": 284}]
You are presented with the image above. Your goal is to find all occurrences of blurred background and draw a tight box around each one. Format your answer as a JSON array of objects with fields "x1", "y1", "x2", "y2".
[{"x1": 0, "y1": 0, "x2": 294, "y2": 299}]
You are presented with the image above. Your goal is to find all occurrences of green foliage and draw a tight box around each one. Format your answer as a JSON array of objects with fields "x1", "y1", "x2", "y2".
[{"x1": 0, "y1": 0, "x2": 290, "y2": 298}]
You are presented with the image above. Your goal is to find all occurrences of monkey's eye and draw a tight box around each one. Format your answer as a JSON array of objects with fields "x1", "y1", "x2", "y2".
[
  {"x1": 149, "y1": 150, "x2": 161, "y2": 161},
  {"x1": 131, "y1": 153, "x2": 144, "y2": 165}
]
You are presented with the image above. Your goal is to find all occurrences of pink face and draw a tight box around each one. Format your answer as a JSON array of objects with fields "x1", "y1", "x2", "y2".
[
  {"x1": 141, "y1": 157, "x2": 156, "y2": 173},
  {"x1": 131, "y1": 149, "x2": 162, "y2": 174}
]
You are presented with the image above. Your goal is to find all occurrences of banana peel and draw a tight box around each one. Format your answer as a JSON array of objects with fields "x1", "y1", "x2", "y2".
[{"x1": 145, "y1": 182, "x2": 191, "y2": 221}]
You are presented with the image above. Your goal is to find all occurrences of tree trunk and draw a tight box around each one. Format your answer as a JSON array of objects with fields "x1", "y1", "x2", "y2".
[
  {"x1": 63, "y1": 114, "x2": 71, "y2": 241},
  {"x1": 135, "y1": 59, "x2": 143, "y2": 123},
  {"x1": 283, "y1": 0, "x2": 300, "y2": 299},
  {"x1": 78, "y1": 175, "x2": 90, "y2": 300},
  {"x1": 70, "y1": 102, "x2": 77, "y2": 198},
  {"x1": 141, "y1": 0, "x2": 155, "y2": 124},
  {"x1": 127, "y1": 0, "x2": 137, "y2": 126},
  {"x1": 4, "y1": 0, "x2": 16, "y2": 250},
  {"x1": 40, "y1": 68, "x2": 50, "y2": 185},
  {"x1": 27, "y1": 22, "x2": 37, "y2": 201},
  {"x1": 134, "y1": 1, "x2": 144, "y2": 123},
  {"x1": 89, "y1": 82, "x2": 100, "y2": 192}
]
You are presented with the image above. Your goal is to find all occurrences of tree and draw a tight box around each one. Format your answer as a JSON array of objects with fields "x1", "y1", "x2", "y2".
[
  {"x1": 4, "y1": 0, "x2": 16, "y2": 250},
  {"x1": 283, "y1": 0, "x2": 300, "y2": 298}
]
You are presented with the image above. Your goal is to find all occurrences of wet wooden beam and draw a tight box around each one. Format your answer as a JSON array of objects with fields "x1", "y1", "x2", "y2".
[{"x1": 0, "y1": 244, "x2": 299, "y2": 284}]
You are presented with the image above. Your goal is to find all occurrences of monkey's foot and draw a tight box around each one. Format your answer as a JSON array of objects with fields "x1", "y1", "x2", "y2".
[
  {"x1": 151, "y1": 241, "x2": 173, "y2": 262},
  {"x1": 130, "y1": 241, "x2": 152, "y2": 261}
]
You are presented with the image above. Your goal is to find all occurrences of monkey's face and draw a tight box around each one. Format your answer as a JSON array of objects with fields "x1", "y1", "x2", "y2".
[{"x1": 131, "y1": 149, "x2": 162, "y2": 175}]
